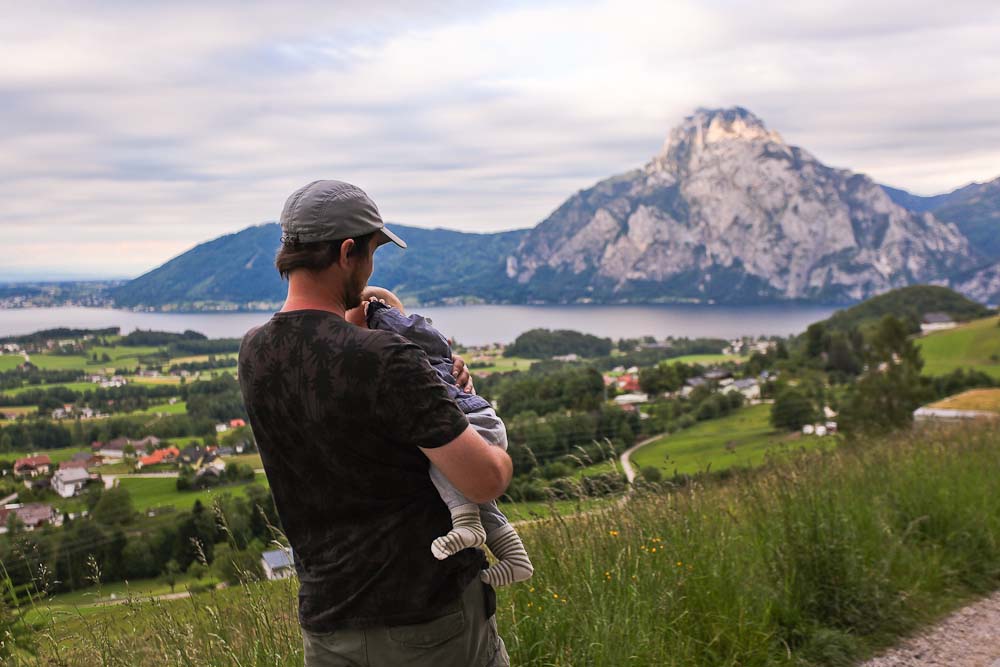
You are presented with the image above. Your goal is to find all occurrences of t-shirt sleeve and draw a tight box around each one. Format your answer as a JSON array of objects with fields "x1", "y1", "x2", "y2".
[{"x1": 375, "y1": 339, "x2": 469, "y2": 449}]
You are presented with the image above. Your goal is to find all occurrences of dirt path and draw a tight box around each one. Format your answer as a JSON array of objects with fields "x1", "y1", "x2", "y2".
[
  {"x1": 619, "y1": 433, "x2": 662, "y2": 484},
  {"x1": 860, "y1": 590, "x2": 1000, "y2": 666}
]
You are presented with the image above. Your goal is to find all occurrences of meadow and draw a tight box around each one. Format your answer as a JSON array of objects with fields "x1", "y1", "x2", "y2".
[
  {"x1": 917, "y1": 315, "x2": 1000, "y2": 378},
  {"x1": 928, "y1": 387, "x2": 1000, "y2": 413},
  {"x1": 7, "y1": 421, "x2": 1000, "y2": 665},
  {"x1": 118, "y1": 473, "x2": 270, "y2": 514},
  {"x1": 630, "y1": 403, "x2": 830, "y2": 476}
]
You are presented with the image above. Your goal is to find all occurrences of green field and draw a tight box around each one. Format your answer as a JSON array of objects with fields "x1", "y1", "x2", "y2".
[
  {"x1": 1, "y1": 381, "x2": 97, "y2": 397},
  {"x1": 918, "y1": 315, "x2": 1000, "y2": 378},
  {"x1": 0, "y1": 354, "x2": 24, "y2": 371},
  {"x1": 118, "y1": 473, "x2": 270, "y2": 513},
  {"x1": 135, "y1": 400, "x2": 188, "y2": 415},
  {"x1": 630, "y1": 403, "x2": 828, "y2": 476},
  {"x1": 0, "y1": 445, "x2": 94, "y2": 465},
  {"x1": 223, "y1": 453, "x2": 263, "y2": 469},
  {"x1": 470, "y1": 356, "x2": 538, "y2": 374},
  {"x1": 663, "y1": 353, "x2": 743, "y2": 366},
  {"x1": 0, "y1": 405, "x2": 36, "y2": 417}
]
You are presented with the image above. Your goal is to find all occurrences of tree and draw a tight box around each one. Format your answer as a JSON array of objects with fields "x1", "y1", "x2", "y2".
[
  {"x1": 93, "y1": 486, "x2": 135, "y2": 526},
  {"x1": 163, "y1": 560, "x2": 181, "y2": 593},
  {"x1": 771, "y1": 387, "x2": 815, "y2": 431},
  {"x1": 839, "y1": 315, "x2": 930, "y2": 435}
]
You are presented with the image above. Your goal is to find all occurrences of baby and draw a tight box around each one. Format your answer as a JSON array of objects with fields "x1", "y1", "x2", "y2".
[{"x1": 345, "y1": 287, "x2": 533, "y2": 587}]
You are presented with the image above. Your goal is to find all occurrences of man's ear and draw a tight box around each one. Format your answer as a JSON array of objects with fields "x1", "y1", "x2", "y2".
[{"x1": 338, "y1": 238, "x2": 356, "y2": 267}]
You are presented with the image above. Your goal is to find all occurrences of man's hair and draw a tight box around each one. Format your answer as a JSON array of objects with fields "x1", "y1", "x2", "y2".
[{"x1": 274, "y1": 232, "x2": 376, "y2": 280}]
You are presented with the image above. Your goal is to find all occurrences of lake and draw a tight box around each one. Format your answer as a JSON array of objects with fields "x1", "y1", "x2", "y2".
[{"x1": 0, "y1": 304, "x2": 837, "y2": 346}]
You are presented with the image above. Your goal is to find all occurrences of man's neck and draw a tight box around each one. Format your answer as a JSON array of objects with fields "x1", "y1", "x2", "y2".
[{"x1": 281, "y1": 271, "x2": 348, "y2": 317}]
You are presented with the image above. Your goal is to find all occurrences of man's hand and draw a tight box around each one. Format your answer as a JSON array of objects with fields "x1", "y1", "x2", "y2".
[{"x1": 451, "y1": 354, "x2": 474, "y2": 394}]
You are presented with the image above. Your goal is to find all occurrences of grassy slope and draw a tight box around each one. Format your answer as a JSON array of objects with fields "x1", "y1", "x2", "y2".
[
  {"x1": 2, "y1": 381, "x2": 98, "y2": 397},
  {"x1": 630, "y1": 403, "x2": 829, "y2": 476},
  {"x1": 470, "y1": 356, "x2": 538, "y2": 374},
  {"x1": 118, "y1": 473, "x2": 270, "y2": 513},
  {"x1": 663, "y1": 353, "x2": 743, "y2": 366},
  {"x1": 0, "y1": 355, "x2": 24, "y2": 371},
  {"x1": 917, "y1": 315, "x2": 1000, "y2": 378},
  {"x1": 929, "y1": 388, "x2": 1000, "y2": 413},
  {"x1": 14, "y1": 423, "x2": 1000, "y2": 666}
]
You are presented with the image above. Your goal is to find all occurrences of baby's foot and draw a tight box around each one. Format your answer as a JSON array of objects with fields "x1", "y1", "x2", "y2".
[
  {"x1": 431, "y1": 505, "x2": 486, "y2": 560},
  {"x1": 480, "y1": 524, "x2": 533, "y2": 587}
]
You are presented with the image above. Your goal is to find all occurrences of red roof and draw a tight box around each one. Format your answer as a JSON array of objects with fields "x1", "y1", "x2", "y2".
[
  {"x1": 229, "y1": 418, "x2": 246, "y2": 428},
  {"x1": 59, "y1": 460, "x2": 90, "y2": 471},
  {"x1": 138, "y1": 446, "x2": 180, "y2": 467},
  {"x1": 14, "y1": 455, "x2": 51, "y2": 470}
]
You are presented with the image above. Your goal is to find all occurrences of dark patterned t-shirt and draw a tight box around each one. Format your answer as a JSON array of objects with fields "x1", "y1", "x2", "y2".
[{"x1": 238, "y1": 309, "x2": 482, "y2": 632}]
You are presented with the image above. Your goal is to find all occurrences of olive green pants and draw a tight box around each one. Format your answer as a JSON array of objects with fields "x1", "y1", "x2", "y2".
[{"x1": 302, "y1": 578, "x2": 509, "y2": 667}]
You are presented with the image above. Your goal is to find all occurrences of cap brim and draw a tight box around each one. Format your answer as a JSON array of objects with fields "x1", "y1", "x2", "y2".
[{"x1": 378, "y1": 226, "x2": 407, "y2": 249}]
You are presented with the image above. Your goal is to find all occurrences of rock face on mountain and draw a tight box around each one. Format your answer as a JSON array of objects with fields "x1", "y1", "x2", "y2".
[
  {"x1": 508, "y1": 107, "x2": 974, "y2": 303},
  {"x1": 950, "y1": 262, "x2": 1000, "y2": 307}
]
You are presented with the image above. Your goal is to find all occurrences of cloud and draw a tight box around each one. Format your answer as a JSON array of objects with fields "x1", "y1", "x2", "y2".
[{"x1": 1, "y1": 0, "x2": 999, "y2": 278}]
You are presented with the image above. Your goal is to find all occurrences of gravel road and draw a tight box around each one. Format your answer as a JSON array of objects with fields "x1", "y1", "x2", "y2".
[{"x1": 860, "y1": 590, "x2": 1000, "y2": 666}]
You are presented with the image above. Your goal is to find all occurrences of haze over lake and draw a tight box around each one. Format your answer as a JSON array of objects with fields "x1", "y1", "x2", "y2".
[{"x1": 0, "y1": 304, "x2": 836, "y2": 346}]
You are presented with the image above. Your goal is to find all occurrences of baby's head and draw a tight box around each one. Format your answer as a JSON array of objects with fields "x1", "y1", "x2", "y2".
[{"x1": 344, "y1": 286, "x2": 405, "y2": 327}]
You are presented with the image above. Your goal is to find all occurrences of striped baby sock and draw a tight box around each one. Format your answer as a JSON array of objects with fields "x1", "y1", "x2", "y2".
[
  {"x1": 480, "y1": 523, "x2": 534, "y2": 587},
  {"x1": 431, "y1": 504, "x2": 487, "y2": 560}
]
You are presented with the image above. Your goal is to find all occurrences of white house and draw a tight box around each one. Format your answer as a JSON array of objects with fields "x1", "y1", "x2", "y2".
[
  {"x1": 261, "y1": 547, "x2": 295, "y2": 580},
  {"x1": 613, "y1": 392, "x2": 649, "y2": 406},
  {"x1": 920, "y1": 313, "x2": 956, "y2": 333},
  {"x1": 52, "y1": 467, "x2": 90, "y2": 498}
]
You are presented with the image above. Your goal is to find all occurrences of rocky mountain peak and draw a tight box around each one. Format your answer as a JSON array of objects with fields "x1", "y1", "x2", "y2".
[{"x1": 651, "y1": 106, "x2": 787, "y2": 176}]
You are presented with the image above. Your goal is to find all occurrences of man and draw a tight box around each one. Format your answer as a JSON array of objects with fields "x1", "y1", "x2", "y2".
[{"x1": 238, "y1": 180, "x2": 512, "y2": 666}]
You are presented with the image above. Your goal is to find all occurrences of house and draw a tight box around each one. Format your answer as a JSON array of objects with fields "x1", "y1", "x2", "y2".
[
  {"x1": 133, "y1": 435, "x2": 161, "y2": 452},
  {"x1": 137, "y1": 446, "x2": 180, "y2": 469},
  {"x1": 261, "y1": 547, "x2": 295, "y2": 580},
  {"x1": 215, "y1": 423, "x2": 229, "y2": 433},
  {"x1": 180, "y1": 444, "x2": 206, "y2": 465},
  {"x1": 920, "y1": 313, "x2": 956, "y2": 333},
  {"x1": 616, "y1": 374, "x2": 641, "y2": 393},
  {"x1": 703, "y1": 368, "x2": 732, "y2": 382},
  {"x1": 913, "y1": 407, "x2": 998, "y2": 422},
  {"x1": 99, "y1": 437, "x2": 132, "y2": 459},
  {"x1": 722, "y1": 379, "x2": 761, "y2": 401},
  {"x1": 229, "y1": 418, "x2": 246, "y2": 428},
  {"x1": 552, "y1": 353, "x2": 579, "y2": 362},
  {"x1": 52, "y1": 467, "x2": 91, "y2": 498},
  {"x1": 59, "y1": 459, "x2": 90, "y2": 471},
  {"x1": 0, "y1": 503, "x2": 59, "y2": 533},
  {"x1": 614, "y1": 392, "x2": 649, "y2": 406},
  {"x1": 14, "y1": 455, "x2": 51, "y2": 478}
]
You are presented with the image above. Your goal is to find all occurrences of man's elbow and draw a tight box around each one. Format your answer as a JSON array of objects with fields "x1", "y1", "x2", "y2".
[{"x1": 467, "y1": 455, "x2": 512, "y2": 504}]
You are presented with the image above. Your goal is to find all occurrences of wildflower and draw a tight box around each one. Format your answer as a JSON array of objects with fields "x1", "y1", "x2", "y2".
[
  {"x1": 676, "y1": 561, "x2": 683, "y2": 567},
  {"x1": 609, "y1": 530, "x2": 619, "y2": 537},
  {"x1": 651, "y1": 548, "x2": 657, "y2": 553},
  {"x1": 529, "y1": 587, "x2": 535, "y2": 592},
  {"x1": 553, "y1": 593, "x2": 559, "y2": 599}
]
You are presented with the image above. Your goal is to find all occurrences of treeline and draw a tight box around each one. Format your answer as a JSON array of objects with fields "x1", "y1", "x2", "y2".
[
  {"x1": 0, "y1": 368, "x2": 86, "y2": 391},
  {"x1": 504, "y1": 329, "x2": 613, "y2": 359},
  {"x1": 0, "y1": 327, "x2": 119, "y2": 346},
  {"x1": 478, "y1": 366, "x2": 605, "y2": 416},
  {"x1": 1, "y1": 485, "x2": 281, "y2": 596},
  {"x1": 168, "y1": 356, "x2": 238, "y2": 373}
]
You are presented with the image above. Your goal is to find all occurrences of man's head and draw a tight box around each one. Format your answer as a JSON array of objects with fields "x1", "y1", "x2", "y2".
[{"x1": 275, "y1": 181, "x2": 406, "y2": 310}]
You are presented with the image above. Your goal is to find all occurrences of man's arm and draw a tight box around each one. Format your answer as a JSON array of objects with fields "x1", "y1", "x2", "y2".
[{"x1": 420, "y1": 425, "x2": 512, "y2": 504}]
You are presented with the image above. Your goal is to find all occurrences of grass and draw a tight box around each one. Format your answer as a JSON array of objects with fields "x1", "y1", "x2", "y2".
[
  {"x1": 918, "y1": 315, "x2": 1000, "y2": 378},
  {"x1": 0, "y1": 445, "x2": 93, "y2": 465},
  {"x1": 23, "y1": 346, "x2": 163, "y2": 372},
  {"x1": 662, "y1": 353, "x2": 744, "y2": 366},
  {"x1": 165, "y1": 353, "x2": 239, "y2": 366},
  {"x1": 222, "y1": 453, "x2": 263, "y2": 469},
  {"x1": 0, "y1": 355, "x2": 25, "y2": 371},
  {"x1": 117, "y1": 473, "x2": 270, "y2": 513},
  {"x1": 134, "y1": 401, "x2": 188, "y2": 416},
  {"x1": 1, "y1": 381, "x2": 97, "y2": 397},
  {"x1": 928, "y1": 388, "x2": 1000, "y2": 413},
  {"x1": 125, "y1": 375, "x2": 182, "y2": 385},
  {"x1": 470, "y1": 356, "x2": 538, "y2": 375},
  {"x1": 630, "y1": 403, "x2": 830, "y2": 476},
  {"x1": 499, "y1": 496, "x2": 614, "y2": 522},
  {"x1": 9, "y1": 422, "x2": 1000, "y2": 665},
  {"x1": 0, "y1": 406, "x2": 37, "y2": 417}
]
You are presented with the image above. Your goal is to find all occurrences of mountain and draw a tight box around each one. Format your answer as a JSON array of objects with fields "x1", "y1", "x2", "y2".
[
  {"x1": 110, "y1": 223, "x2": 528, "y2": 309},
  {"x1": 882, "y1": 177, "x2": 1000, "y2": 261},
  {"x1": 506, "y1": 107, "x2": 975, "y2": 304},
  {"x1": 949, "y1": 262, "x2": 1000, "y2": 307},
  {"x1": 113, "y1": 107, "x2": 989, "y2": 310},
  {"x1": 814, "y1": 285, "x2": 992, "y2": 334}
]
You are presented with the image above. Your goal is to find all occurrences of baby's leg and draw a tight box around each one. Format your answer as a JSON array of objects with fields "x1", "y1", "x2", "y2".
[
  {"x1": 479, "y1": 501, "x2": 533, "y2": 587},
  {"x1": 428, "y1": 464, "x2": 486, "y2": 560}
]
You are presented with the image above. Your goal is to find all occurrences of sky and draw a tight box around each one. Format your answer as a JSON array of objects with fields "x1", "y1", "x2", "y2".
[{"x1": 2, "y1": 0, "x2": 999, "y2": 280}]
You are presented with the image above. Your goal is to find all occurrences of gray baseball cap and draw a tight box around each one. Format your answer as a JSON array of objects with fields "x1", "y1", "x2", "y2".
[{"x1": 279, "y1": 180, "x2": 407, "y2": 249}]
